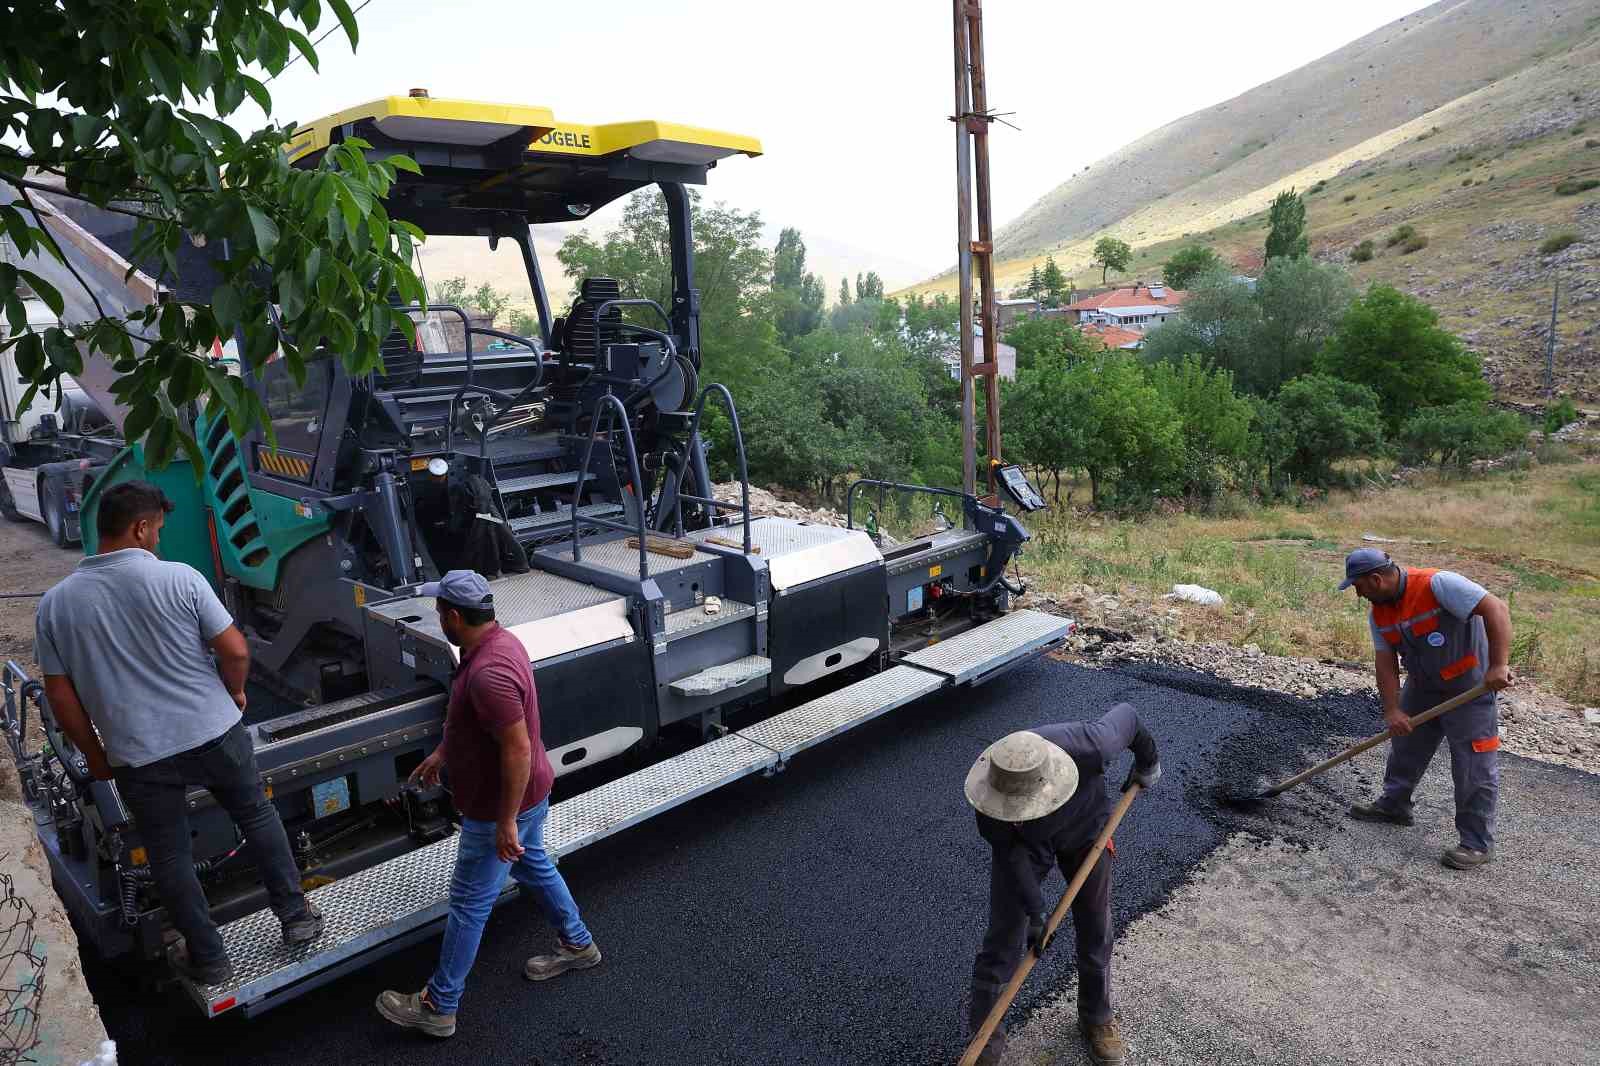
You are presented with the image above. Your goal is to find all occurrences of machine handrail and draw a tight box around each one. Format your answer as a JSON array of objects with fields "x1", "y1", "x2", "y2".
[
  {"x1": 568, "y1": 394, "x2": 650, "y2": 581},
  {"x1": 676, "y1": 384, "x2": 752, "y2": 554},
  {"x1": 845, "y1": 479, "x2": 974, "y2": 532}
]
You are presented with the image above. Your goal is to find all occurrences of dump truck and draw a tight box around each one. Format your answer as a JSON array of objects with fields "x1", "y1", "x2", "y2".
[
  {"x1": 0, "y1": 94, "x2": 1065, "y2": 1018},
  {"x1": 0, "y1": 290, "x2": 121, "y2": 545}
]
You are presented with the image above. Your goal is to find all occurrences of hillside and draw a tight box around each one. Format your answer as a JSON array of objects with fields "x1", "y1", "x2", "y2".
[{"x1": 914, "y1": 0, "x2": 1600, "y2": 403}]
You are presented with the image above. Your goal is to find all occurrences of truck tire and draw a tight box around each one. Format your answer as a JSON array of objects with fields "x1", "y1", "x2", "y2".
[
  {"x1": 0, "y1": 480, "x2": 20, "y2": 522},
  {"x1": 42, "y1": 480, "x2": 70, "y2": 548}
]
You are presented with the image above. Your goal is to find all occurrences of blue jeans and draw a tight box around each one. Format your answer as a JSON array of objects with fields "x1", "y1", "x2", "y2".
[{"x1": 425, "y1": 799, "x2": 591, "y2": 1014}]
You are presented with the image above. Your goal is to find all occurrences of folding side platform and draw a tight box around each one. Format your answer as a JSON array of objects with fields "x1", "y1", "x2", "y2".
[
  {"x1": 899, "y1": 609, "x2": 1072, "y2": 685},
  {"x1": 184, "y1": 608, "x2": 1072, "y2": 1017}
]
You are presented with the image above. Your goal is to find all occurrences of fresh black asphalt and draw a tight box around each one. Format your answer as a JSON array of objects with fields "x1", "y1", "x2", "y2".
[{"x1": 89, "y1": 658, "x2": 1390, "y2": 1065}]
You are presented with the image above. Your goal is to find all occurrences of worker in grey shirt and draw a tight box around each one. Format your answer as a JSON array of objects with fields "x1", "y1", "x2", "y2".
[
  {"x1": 35, "y1": 480, "x2": 323, "y2": 984},
  {"x1": 1339, "y1": 548, "x2": 1514, "y2": 870},
  {"x1": 963, "y1": 702, "x2": 1159, "y2": 1066}
]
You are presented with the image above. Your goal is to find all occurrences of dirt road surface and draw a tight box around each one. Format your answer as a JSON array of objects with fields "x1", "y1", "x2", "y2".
[{"x1": 82, "y1": 658, "x2": 1600, "y2": 1066}]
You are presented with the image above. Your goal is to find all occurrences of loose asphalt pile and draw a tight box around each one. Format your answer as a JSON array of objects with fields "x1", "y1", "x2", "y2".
[{"x1": 84, "y1": 657, "x2": 1401, "y2": 1066}]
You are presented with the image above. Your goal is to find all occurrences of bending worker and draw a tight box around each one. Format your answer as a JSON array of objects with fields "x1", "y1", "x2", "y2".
[
  {"x1": 1340, "y1": 548, "x2": 1514, "y2": 869},
  {"x1": 964, "y1": 702, "x2": 1159, "y2": 1066}
]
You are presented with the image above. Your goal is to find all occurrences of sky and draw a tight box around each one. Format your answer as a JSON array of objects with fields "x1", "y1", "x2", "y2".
[{"x1": 251, "y1": 0, "x2": 1438, "y2": 288}]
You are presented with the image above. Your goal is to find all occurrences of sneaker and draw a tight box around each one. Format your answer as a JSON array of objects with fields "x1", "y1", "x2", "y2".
[
  {"x1": 168, "y1": 942, "x2": 233, "y2": 986},
  {"x1": 1441, "y1": 845, "x2": 1492, "y2": 870},
  {"x1": 1080, "y1": 1016, "x2": 1128, "y2": 1066},
  {"x1": 375, "y1": 989, "x2": 456, "y2": 1038},
  {"x1": 523, "y1": 940, "x2": 602, "y2": 981},
  {"x1": 1347, "y1": 801, "x2": 1414, "y2": 826},
  {"x1": 281, "y1": 902, "x2": 325, "y2": 945}
]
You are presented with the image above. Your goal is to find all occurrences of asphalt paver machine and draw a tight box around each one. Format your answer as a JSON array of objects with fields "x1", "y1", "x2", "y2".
[{"x1": 0, "y1": 94, "x2": 1068, "y2": 1016}]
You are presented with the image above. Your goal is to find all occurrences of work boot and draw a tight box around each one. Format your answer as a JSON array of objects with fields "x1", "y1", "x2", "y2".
[
  {"x1": 375, "y1": 989, "x2": 456, "y2": 1038},
  {"x1": 523, "y1": 939, "x2": 602, "y2": 981},
  {"x1": 1080, "y1": 1015, "x2": 1128, "y2": 1065},
  {"x1": 1441, "y1": 845, "x2": 1492, "y2": 870},
  {"x1": 1347, "y1": 800, "x2": 1414, "y2": 826},
  {"x1": 168, "y1": 942, "x2": 233, "y2": 986},
  {"x1": 281, "y1": 902, "x2": 325, "y2": 945}
]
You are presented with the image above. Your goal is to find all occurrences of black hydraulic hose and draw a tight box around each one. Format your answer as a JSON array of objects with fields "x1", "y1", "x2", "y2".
[{"x1": 0, "y1": 592, "x2": 47, "y2": 598}]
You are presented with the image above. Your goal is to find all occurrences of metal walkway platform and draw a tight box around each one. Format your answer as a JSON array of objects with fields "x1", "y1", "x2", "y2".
[
  {"x1": 900, "y1": 609, "x2": 1072, "y2": 685},
  {"x1": 184, "y1": 609, "x2": 1072, "y2": 1018}
]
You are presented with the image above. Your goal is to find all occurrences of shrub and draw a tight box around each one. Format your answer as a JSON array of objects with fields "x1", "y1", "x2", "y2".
[
  {"x1": 1399, "y1": 233, "x2": 1430, "y2": 254},
  {"x1": 1537, "y1": 440, "x2": 1580, "y2": 465},
  {"x1": 1587, "y1": 139, "x2": 1600, "y2": 149},
  {"x1": 1266, "y1": 374, "x2": 1385, "y2": 486},
  {"x1": 1361, "y1": 170, "x2": 1376, "y2": 178},
  {"x1": 1319, "y1": 285, "x2": 1491, "y2": 436},
  {"x1": 1555, "y1": 178, "x2": 1600, "y2": 196},
  {"x1": 1450, "y1": 150, "x2": 1475, "y2": 163},
  {"x1": 1308, "y1": 180, "x2": 1328, "y2": 195},
  {"x1": 1385, "y1": 223, "x2": 1417, "y2": 247},
  {"x1": 1461, "y1": 178, "x2": 1474, "y2": 187},
  {"x1": 1350, "y1": 239, "x2": 1375, "y2": 262},
  {"x1": 1398, "y1": 400, "x2": 1528, "y2": 471},
  {"x1": 1539, "y1": 231, "x2": 1580, "y2": 255},
  {"x1": 1342, "y1": 193, "x2": 1358, "y2": 203},
  {"x1": 1544, "y1": 396, "x2": 1580, "y2": 435},
  {"x1": 1573, "y1": 125, "x2": 1589, "y2": 136}
]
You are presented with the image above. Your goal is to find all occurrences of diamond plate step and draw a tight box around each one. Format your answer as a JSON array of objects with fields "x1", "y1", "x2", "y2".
[
  {"x1": 498, "y1": 469, "x2": 593, "y2": 494},
  {"x1": 508, "y1": 501, "x2": 625, "y2": 535},
  {"x1": 900, "y1": 609, "x2": 1073, "y2": 685},
  {"x1": 668, "y1": 654, "x2": 772, "y2": 696}
]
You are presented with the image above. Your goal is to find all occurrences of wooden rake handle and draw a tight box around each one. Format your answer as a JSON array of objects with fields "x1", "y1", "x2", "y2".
[
  {"x1": 1260, "y1": 682, "x2": 1490, "y2": 797},
  {"x1": 957, "y1": 784, "x2": 1142, "y2": 1066}
]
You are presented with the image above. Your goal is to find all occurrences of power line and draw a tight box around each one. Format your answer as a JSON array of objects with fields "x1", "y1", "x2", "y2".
[{"x1": 269, "y1": 0, "x2": 381, "y2": 81}]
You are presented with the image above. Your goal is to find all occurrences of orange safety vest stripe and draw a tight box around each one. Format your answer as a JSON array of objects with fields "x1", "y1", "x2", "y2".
[{"x1": 1370, "y1": 568, "x2": 1442, "y2": 645}]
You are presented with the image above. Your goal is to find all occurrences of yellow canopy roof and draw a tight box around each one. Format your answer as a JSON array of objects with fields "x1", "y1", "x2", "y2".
[{"x1": 287, "y1": 94, "x2": 761, "y2": 165}]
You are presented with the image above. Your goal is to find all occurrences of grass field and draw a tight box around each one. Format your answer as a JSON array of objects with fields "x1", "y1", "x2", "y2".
[{"x1": 1017, "y1": 459, "x2": 1600, "y2": 706}]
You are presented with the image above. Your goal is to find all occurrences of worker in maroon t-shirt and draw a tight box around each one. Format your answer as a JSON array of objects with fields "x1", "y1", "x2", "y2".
[{"x1": 377, "y1": 570, "x2": 600, "y2": 1038}]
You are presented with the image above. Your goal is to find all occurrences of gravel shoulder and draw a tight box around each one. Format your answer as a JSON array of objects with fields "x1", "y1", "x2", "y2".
[
  {"x1": 1003, "y1": 745, "x2": 1600, "y2": 1066},
  {"x1": 0, "y1": 518, "x2": 106, "y2": 1065}
]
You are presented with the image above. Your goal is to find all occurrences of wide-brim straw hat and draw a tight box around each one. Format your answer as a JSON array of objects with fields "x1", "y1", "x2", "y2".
[{"x1": 964, "y1": 730, "x2": 1079, "y2": 822}]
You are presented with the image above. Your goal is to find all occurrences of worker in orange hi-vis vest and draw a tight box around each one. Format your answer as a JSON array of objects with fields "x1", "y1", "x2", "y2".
[{"x1": 1338, "y1": 548, "x2": 1515, "y2": 870}]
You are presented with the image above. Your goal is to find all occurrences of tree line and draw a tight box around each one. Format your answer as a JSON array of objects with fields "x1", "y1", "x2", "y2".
[{"x1": 454, "y1": 186, "x2": 1531, "y2": 512}]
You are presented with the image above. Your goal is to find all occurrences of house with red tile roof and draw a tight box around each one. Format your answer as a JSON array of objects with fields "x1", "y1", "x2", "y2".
[
  {"x1": 1079, "y1": 323, "x2": 1145, "y2": 350},
  {"x1": 1063, "y1": 282, "x2": 1187, "y2": 332}
]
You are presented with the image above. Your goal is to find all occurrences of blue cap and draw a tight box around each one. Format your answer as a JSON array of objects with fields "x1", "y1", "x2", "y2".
[
  {"x1": 417, "y1": 569, "x2": 494, "y2": 610},
  {"x1": 1339, "y1": 548, "x2": 1393, "y2": 590}
]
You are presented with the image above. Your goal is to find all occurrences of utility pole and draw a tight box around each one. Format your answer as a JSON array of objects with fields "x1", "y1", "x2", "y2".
[
  {"x1": 952, "y1": 0, "x2": 1002, "y2": 498},
  {"x1": 1544, "y1": 278, "x2": 1559, "y2": 398}
]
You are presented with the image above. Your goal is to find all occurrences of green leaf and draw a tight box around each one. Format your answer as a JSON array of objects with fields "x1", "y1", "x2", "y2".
[
  {"x1": 145, "y1": 416, "x2": 176, "y2": 469},
  {"x1": 211, "y1": 282, "x2": 241, "y2": 332},
  {"x1": 16, "y1": 272, "x2": 62, "y2": 317},
  {"x1": 175, "y1": 424, "x2": 207, "y2": 481},
  {"x1": 43, "y1": 328, "x2": 82, "y2": 375},
  {"x1": 246, "y1": 205, "x2": 280, "y2": 256},
  {"x1": 285, "y1": 27, "x2": 320, "y2": 71},
  {"x1": 13, "y1": 332, "x2": 43, "y2": 380},
  {"x1": 240, "y1": 75, "x2": 272, "y2": 114},
  {"x1": 122, "y1": 398, "x2": 159, "y2": 443},
  {"x1": 327, "y1": 0, "x2": 360, "y2": 48},
  {"x1": 385, "y1": 153, "x2": 421, "y2": 175},
  {"x1": 333, "y1": 181, "x2": 362, "y2": 243}
]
